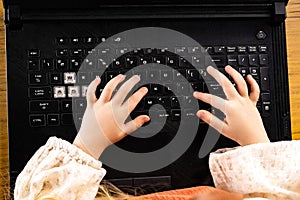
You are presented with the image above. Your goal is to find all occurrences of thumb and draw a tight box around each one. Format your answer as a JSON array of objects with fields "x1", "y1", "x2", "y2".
[
  {"x1": 86, "y1": 76, "x2": 101, "y2": 105},
  {"x1": 124, "y1": 115, "x2": 150, "y2": 134}
]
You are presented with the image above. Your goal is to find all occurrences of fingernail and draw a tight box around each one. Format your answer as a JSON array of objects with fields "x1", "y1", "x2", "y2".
[
  {"x1": 119, "y1": 74, "x2": 126, "y2": 80},
  {"x1": 142, "y1": 87, "x2": 148, "y2": 93},
  {"x1": 133, "y1": 74, "x2": 141, "y2": 81},
  {"x1": 193, "y1": 91, "x2": 200, "y2": 97},
  {"x1": 144, "y1": 116, "x2": 150, "y2": 122}
]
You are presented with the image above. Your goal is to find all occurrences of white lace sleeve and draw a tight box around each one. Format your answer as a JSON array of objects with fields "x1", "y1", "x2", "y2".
[
  {"x1": 14, "y1": 137, "x2": 106, "y2": 200},
  {"x1": 209, "y1": 140, "x2": 300, "y2": 200}
]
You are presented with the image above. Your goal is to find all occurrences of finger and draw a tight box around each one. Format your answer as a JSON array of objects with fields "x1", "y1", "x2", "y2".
[
  {"x1": 98, "y1": 74, "x2": 125, "y2": 103},
  {"x1": 197, "y1": 110, "x2": 229, "y2": 136},
  {"x1": 113, "y1": 75, "x2": 141, "y2": 105},
  {"x1": 246, "y1": 74, "x2": 260, "y2": 105},
  {"x1": 123, "y1": 87, "x2": 148, "y2": 114},
  {"x1": 225, "y1": 65, "x2": 248, "y2": 97},
  {"x1": 193, "y1": 92, "x2": 226, "y2": 113},
  {"x1": 123, "y1": 115, "x2": 150, "y2": 134},
  {"x1": 206, "y1": 66, "x2": 239, "y2": 100},
  {"x1": 86, "y1": 76, "x2": 101, "y2": 105}
]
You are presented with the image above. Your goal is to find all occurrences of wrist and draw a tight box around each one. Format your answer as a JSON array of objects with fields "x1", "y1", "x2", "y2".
[{"x1": 73, "y1": 134, "x2": 107, "y2": 159}]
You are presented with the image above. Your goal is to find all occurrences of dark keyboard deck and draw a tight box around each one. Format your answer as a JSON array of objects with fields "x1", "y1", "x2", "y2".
[{"x1": 27, "y1": 36, "x2": 270, "y2": 129}]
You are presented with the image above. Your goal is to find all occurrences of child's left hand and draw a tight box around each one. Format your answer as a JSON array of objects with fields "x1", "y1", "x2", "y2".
[{"x1": 73, "y1": 74, "x2": 150, "y2": 159}]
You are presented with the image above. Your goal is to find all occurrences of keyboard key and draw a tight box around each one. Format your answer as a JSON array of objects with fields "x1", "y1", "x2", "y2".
[
  {"x1": 238, "y1": 55, "x2": 249, "y2": 66},
  {"x1": 188, "y1": 46, "x2": 201, "y2": 54},
  {"x1": 227, "y1": 55, "x2": 238, "y2": 67},
  {"x1": 144, "y1": 97, "x2": 157, "y2": 109},
  {"x1": 53, "y1": 86, "x2": 66, "y2": 98},
  {"x1": 175, "y1": 47, "x2": 187, "y2": 55},
  {"x1": 226, "y1": 46, "x2": 236, "y2": 53},
  {"x1": 70, "y1": 58, "x2": 82, "y2": 70},
  {"x1": 167, "y1": 56, "x2": 179, "y2": 67},
  {"x1": 249, "y1": 67, "x2": 259, "y2": 81},
  {"x1": 249, "y1": 55, "x2": 259, "y2": 67},
  {"x1": 29, "y1": 87, "x2": 52, "y2": 98},
  {"x1": 248, "y1": 46, "x2": 257, "y2": 53},
  {"x1": 183, "y1": 109, "x2": 197, "y2": 119},
  {"x1": 177, "y1": 83, "x2": 189, "y2": 95},
  {"x1": 237, "y1": 46, "x2": 247, "y2": 53},
  {"x1": 140, "y1": 56, "x2": 152, "y2": 65},
  {"x1": 28, "y1": 59, "x2": 40, "y2": 71},
  {"x1": 68, "y1": 86, "x2": 80, "y2": 97},
  {"x1": 186, "y1": 69, "x2": 200, "y2": 81},
  {"x1": 214, "y1": 46, "x2": 226, "y2": 54},
  {"x1": 29, "y1": 73, "x2": 47, "y2": 85},
  {"x1": 42, "y1": 59, "x2": 54, "y2": 70},
  {"x1": 259, "y1": 54, "x2": 268, "y2": 65},
  {"x1": 47, "y1": 114, "x2": 60, "y2": 126},
  {"x1": 85, "y1": 36, "x2": 97, "y2": 44},
  {"x1": 205, "y1": 55, "x2": 226, "y2": 67},
  {"x1": 260, "y1": 67, "x2": 270, "y2": 91},
  {"x1": 179, "y1": 56, "x2": 191, "y2": 68},
  {"x1": 239, "y1": 67, "x2": 249, "y2": 78},
  {"x1": 125, "y1": 56, "x2": 139, "y2": 69},
  {"x1": 191, "y1": 82, "x2": 203, "y2": 92},
  {"x1": 153, "y1": 56, "x2": 166, "y2": 64},
  {"x1": 171, "y1": 96, "x2": 181, "y2": 108},
  {"x1": 29, "y1": 114, "x2": 46, "y2": 127},
  {"x1": 150, "y1": 84, "x2": 163, "y2": 94},
  {"x1": 78, "y1": 72, "x2": 91, "y2": 84},
  {"x1": 56, "y1": 49, "x2": 68, "y2": 57},
  {"x1": 71, "y1": 37, "x2": 82, "y2": 44},
  {"x1": 171, "y1": 109, "x2": 181, "y2": 121},
  {"x1": 157, "y1": 97, "x2": 171, "y2": 108},
  {"x1": 70, "y1": 48, "x2": 83, "y2": 56},
  {"x1": 203, "y1": 46, "x2": 213, "y2": 54},
  {"x1": 61, "y1": 100, "x2": 72, "y2": 112},
  {"x1": 75, "y1": 99, "x2": 87, "y2": 112},
  {"x1": 192, "y1": 56, "x2": 204, "y2": 67},
  {"x1": 147, "y1": 70, "x2": 160, "y2": 81},
  {"x1": 56, "y1": 59, "x2": 68, "y2": 70},
  {"x1": 173, "y1": 69, "x2": 186, "y2": 80},
  {"x1": 56, "y1": 37, "x2": 68, "y2": 45},
  {"x1": 28, "y1": 49, "x2": 40, "y2": 57},
  {"x1": 61, "y1": 113, "x2": 74, "y2": 125},
  {"x1": 258, "y1": 45, "x2": 268, "y2": 53},
  {"x1": 112, "y1": 58, "x2": 125, "y2": 68},
  {"x1": 84, "y1": 58, "x2": 96, "y2": 69},
  {"x1": 49, "y1": 73, "x2": 62, "y2": 84},
  {"x1": 64, "y1": 72, "x2": 76, "y2": 84},
  {"x1": 161, "y1": 70, "x2": 173, "y2": 82},
  {"x1": 29, "y1": 100, "x2": 59, "y2": 113}
]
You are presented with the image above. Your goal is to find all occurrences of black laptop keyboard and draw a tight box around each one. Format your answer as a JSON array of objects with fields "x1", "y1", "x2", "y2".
[{"x1": 27, "y1": 36, "x2": 270, "y2": 128}]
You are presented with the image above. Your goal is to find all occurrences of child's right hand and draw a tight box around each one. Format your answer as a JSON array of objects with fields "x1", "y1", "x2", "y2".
[{"x1": 193, "y1": 66, "x2": 270, "y2": 146}]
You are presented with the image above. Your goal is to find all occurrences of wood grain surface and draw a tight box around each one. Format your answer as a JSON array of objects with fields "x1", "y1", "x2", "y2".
[{"x1": 0, "y1": 1, "x2": 300, "y2": 198}]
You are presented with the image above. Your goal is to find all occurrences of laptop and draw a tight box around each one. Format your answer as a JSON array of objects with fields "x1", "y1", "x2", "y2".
[{"x1": 3, "y1": 0, "x2": 291, "y2": 194}]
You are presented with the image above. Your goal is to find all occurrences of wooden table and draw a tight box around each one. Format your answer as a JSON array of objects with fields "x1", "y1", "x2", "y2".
[{"x1": 0, "y1": 1, "x2": 300, "y2": 198}]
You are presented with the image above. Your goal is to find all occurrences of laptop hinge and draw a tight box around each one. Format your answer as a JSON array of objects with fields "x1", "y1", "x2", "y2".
[
  {"x1": 273, "y1": 2, "x2": 286, "y2": 23},
  {"x1": 6, "y1": 5, "x2": 23, "y2": 30}
]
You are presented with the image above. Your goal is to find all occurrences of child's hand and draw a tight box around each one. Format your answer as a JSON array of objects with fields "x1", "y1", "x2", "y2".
[
  {"x1": 73, "y1": 74, "x2": 150, "y2": 159},
  {"x1": 193, "y1": 66, "x2": 269, "y2": 146}
]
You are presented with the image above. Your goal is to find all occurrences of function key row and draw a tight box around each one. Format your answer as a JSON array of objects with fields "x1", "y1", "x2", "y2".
[
  {"x1": 56, "y1": 37, "x2": 107, "y2": 45},
  {"x1": 27, "y1": 45, "x2": 268, "y2": 59}
]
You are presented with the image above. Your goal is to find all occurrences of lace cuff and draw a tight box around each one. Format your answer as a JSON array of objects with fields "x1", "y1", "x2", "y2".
[
  {"x1": 14, "y1": 137, "x2": 106, "y2": 200},
  {"x1": 209, "y1": 141, "x2": 300, "y2": 199}
]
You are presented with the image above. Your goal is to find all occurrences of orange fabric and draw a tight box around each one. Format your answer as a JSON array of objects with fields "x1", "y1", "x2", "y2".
[{"x1": 140, "y1": 186, "x2": 212, "y2": 200}]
